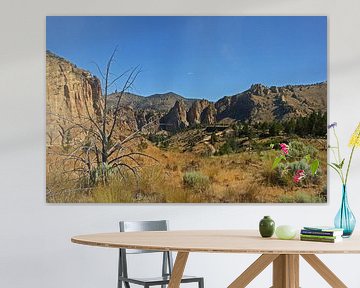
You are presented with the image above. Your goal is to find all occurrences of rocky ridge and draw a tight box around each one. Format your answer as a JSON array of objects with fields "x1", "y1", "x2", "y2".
[
  {"x1": 160, "y1": 82, "x2": 326, "y2": 132},
  {"x1": 107, "y1": 91, "x2": 196, "y2": 112},
  {"x1": 215, "y1": 82, "x2": 327, "y2": 123},
  {"x1": 46, "y1": 51, "x2": 327, "y2": 140}
]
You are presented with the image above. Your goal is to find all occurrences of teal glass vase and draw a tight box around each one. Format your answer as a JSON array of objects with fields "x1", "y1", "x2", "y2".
[{"x1": 334, "y1": 185, "x2": 356, "y2": 237}]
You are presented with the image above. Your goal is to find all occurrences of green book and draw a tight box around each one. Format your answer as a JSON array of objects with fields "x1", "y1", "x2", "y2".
[
  {"x1": 300, "y1": 236, "x2": 342, "y2": 243},
  {"x1": 300, "y1": 234, "x2": 339, "y2": 240}
]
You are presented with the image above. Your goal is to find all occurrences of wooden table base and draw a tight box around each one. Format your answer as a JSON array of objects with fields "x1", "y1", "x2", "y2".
[
  {"x1": 226, "y1": 254, "x2": 348, "y2": 288},
  {"x1": 272, "y1": 254, "x2": 299, "y2": 288},
  {"x1": 168, "y1": 252, "x2": 189, "y2": 288},
  {"x1": 301, "y1": 254, "x2": 347, "y2": 288},
  {"x1": 168, "y1": 252, "x2": 348, "y2": 288},
  {"x1": 228, "y1": 254, "x2": 279, "y2": 288}
]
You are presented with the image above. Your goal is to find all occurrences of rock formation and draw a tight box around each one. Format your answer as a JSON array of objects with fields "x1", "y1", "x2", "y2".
[
  {"x1": 134, "y1": 109, "x2": 163, "y2": 133},
  {"x1": 250, "y1": 83, "x2": 267, "y2": 96},
  {"x1": 200, "y1": 103, "x2": 217, "y2": 125},
  {"x1": 160, "y1": 100, "x2": 189, "y2": 132},
  {"x1": 46, "y1": 51, "x2": 102, "y2": 145},
  {"x1": 46, "y1": 51, "x2": 142, "y2": 146},
  {"x1": 215, "y1": 93, "x2": 254, "y2": 121},
  {"x1": 187, "y1": 99, "x2": 216, "y2": 126}
]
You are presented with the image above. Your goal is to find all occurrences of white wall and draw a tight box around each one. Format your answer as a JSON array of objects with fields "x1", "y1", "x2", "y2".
[{"x1": 1, "y1": 0, "x2": 360, "y2": 287}]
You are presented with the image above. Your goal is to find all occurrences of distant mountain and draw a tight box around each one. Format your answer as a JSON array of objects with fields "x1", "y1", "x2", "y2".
[
  {"x1": 160, "y1": 82, "x2": 327, "y2": 131},
  {"x1": 107, "y1": 91, "x2": 196, "y2": 112},
  {"x1": 215, "y1": 83, "x2": 327, "y2": 122}
]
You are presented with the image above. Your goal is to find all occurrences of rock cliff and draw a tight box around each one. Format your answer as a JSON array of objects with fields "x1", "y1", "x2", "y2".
[
  {"x1": 160, "y1": 100, "x2": 188, "y2": 132},
  {"x1": 46, "y1": 51, "x2": 144, "y2": 145},
  {"x1": 187, "y1": 99, "x2": 216, "y2": 126},
  {"x1": 46, "y1": 51, "x2": 102, "y2": 145}
]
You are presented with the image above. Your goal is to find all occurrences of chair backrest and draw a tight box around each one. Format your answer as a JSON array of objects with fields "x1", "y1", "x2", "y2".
[
  {"x1": 118, "y1": 220, "x2": 174, "y2": 281},
  {"x1": 119, "y1": 220, "x2": 169, "y2": 254}
]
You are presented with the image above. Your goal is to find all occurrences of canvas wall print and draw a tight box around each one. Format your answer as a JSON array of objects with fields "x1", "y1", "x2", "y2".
[{"x1": 46, "y1": 16, "x2": 327, "y2": 203}]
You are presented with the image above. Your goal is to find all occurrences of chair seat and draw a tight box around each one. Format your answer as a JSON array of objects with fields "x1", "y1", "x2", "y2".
[
  {"x1": 118, "y1": 221, "x2": 204, "y2": 287},
  {"x1": 119, "y1": 274, "x2": 203, "y2": 286}
]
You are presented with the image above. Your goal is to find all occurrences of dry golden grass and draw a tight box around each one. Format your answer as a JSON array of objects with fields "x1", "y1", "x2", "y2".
[{"x1": 47, "y1": 138, "x2": 327, "y2": 203}]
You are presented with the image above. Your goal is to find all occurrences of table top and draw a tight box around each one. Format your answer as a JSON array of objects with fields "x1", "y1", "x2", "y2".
[{"x1": 71, "y1": 230, "x2": 360, "y2": 254}]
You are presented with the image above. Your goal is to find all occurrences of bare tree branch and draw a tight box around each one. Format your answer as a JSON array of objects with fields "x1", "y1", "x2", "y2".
[
  {"x1": 107, "y1": 66, "x2": 142, "y2": 142},
  {"x1": 90, "y1": 61, "x2": 105, "y2": 80},
  {"x1": 48, "y1": 47, "x2": 158, "y2": 190},
  {"x1": 109, "y1": 152, "x2": 158, "y2": 165}
]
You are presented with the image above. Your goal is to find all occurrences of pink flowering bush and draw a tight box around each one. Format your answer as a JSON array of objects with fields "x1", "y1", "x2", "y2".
[
  {"x1": 293, "y1": 169, "x2": 305, "y2": 183},
  {"x1": 271, "y1": 141, "x2": 320, "y2": 185},
  {"x1": 279, "y1": 143, "x2": 289, "y2": 155}
]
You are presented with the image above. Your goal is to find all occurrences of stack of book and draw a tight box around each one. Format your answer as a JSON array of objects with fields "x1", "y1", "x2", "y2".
[{"x1": 300, "y1": 226, "x2": 344, "y2": 243}]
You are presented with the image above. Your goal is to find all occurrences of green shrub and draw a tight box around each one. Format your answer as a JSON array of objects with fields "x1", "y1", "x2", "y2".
[
  {"x1": 217, "y1": 138, "x2": 238, "y2": 155},
  {"x1": 288, "y1": 140, "x2": 318, "y2": 159},
  {"x1": 183, "y1": 171, "x2": 210, "y2": 192}
]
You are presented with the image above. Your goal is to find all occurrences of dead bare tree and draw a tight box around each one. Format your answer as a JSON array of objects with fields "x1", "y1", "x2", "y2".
[{"x1": 48, "y1": 48, "x2": 158, "y2": 191}]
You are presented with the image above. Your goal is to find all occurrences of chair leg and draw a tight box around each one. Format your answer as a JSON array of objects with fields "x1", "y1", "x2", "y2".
[{"x1": 198, "y1": 278, "x2": 204, "y2": 288}]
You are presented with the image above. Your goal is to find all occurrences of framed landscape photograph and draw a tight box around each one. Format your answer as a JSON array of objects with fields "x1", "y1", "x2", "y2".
[{"x1": 46, "y1": 16, "x2": 327, "y2": 203}]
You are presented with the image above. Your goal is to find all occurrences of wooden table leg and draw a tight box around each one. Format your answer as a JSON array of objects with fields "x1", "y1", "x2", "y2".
[
  {"x1": 301, "y1": 254, "x2": 347, "y2": 288},
  {"x1": 228, "y1": 254, "x2": 279, "y2": 288},
  {"x1": 272, "y1": 254, "x2": 299, "y2": 288},
  {"x1": 288, "y1": 255, "x2": 299, "y2": 288},
  {"x1": 168, "y1": 252, "x2": 189, "y2": 288}
]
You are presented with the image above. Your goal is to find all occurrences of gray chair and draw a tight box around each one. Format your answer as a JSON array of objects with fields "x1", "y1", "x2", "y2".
[{"x1": 118, "y1": 220, "x2": 204, "y2": 288}]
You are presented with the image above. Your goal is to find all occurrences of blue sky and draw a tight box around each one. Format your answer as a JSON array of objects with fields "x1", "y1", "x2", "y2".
[{"x1": 46, "y1": 16, "x2": 327, "y2": 101}]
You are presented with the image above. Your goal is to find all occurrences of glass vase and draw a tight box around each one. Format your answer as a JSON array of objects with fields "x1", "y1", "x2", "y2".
[{"x1": 334, "y1": 185, "x2": 356, "y2": 237}]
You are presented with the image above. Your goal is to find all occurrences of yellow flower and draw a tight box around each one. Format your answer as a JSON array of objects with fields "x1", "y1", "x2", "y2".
[{"x1": 349, "y1": 122, "x2": 360, "y2": 147}]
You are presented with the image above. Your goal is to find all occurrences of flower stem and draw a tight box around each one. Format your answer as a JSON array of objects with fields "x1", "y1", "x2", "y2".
[
  {"x1": 333, "y1": 128, "x2": 342, "y2": 164},
  {"x1": 345, "y1": 145, "x2": 356, "y2": 185},
  {"x1": 332, "y1": 127, "x2": 345, "y2": 184}
]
